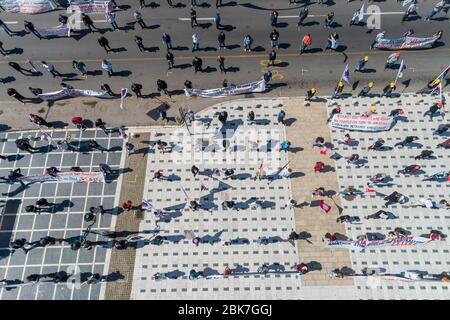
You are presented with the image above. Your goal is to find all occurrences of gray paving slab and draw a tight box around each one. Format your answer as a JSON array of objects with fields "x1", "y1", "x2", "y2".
[{"x1": 0, "y1": 128, "x2": 123, "y2": 300}]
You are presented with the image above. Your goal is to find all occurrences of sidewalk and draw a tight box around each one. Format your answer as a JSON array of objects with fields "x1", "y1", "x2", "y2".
[
  {"x1": 104, "y1": 132, "x2": 150, "y2": 300},
  {"x1": 284, "y1": 98, "x2": 354, "y2": 287}
]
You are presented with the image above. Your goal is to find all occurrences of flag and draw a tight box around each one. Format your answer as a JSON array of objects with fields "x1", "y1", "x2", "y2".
[
  {"x1": 358, "y1": 4, "x2": 365, "y2": 22},
  {"x1": 402, "y1": 0, "x2": 413, "y2": 6},
  {"x1": 181, "y1": 187, "x2": 190, "y2": 200},
  {"x1": 341, "y1": 64, "x2": 351, "y2": 85},
  {"x1": 365, "y1": 188, "x2": 376, "y2": 193},
  {"x1": 319, "y1": 200, "x2": 332, "y2": 213},
  {"x1": 431, "y1": 83, "x2": 441, "y2": 96},
  {"x1": 396, "y1": 60, "x2": 406, "y2": 79},
  {"x1": 27, "y1": 59, "x2": 38, "y2": 73},
  {"x1": 141, "y1": 200, "x2": 153, "y2": 210},
  {"x1": 127, "y1": 235, "x2": 146, "y2": 242},
  {"x1": 119, "y1": 88, "x2": 128, "y2": 109},
  {"x1": 433, "y1": 65, "x2": 450, "y2": 84}
]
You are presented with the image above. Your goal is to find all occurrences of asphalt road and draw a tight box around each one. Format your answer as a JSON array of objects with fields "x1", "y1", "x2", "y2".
[{"x1": 0, "y1": 0, "x2": 449, "y2": 104}]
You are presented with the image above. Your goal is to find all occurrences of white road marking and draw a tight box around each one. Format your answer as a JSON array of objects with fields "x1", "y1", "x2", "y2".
[
  {"x1": 178, "y1": 11, "x2": 404, "y2": 21},
  {"x1": 93, "y1": 19, "x2": 107, "y2": 23},
  {"x1": 4, "y1": 21, "x2": 18, "y2": 24}
]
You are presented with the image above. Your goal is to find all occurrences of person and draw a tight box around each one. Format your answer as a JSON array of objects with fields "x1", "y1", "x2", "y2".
[
  {"x1": 125, "y1": 142, "x2": 136, "y2": 155},
  {"x1": 422, "y1": 171, "x2": 450, "y2": 182},
  {"x1": 191, "y1": 165, "x2": 200, "y2": 177},
  {"x1": 222, "y1": 200, "x2": 239, "y2": 211},
  {"x1": 355, "y1": 56, "x2": 369, "y2": 72},
  {"x1": 382, "y1": 82, "x2": 396, "y2": 98},
  {"x1": 424, "y1": 101, "x2": 444, "y2": 120},
  {"x1": 98, "y1": 36, "x2": 111, "y2": 53},
  {"x1": 45, "y1": 167, "x2": 58, "y2": 177},
  {"x1": 434, "y1": 123, "x2": 449, "y2": 136},
  {"x1": 0, "y1": 41, "x2": 7, "y2": 55},
  {"x1": 277, "y1": 110, "x2": 286, "y2": 125},
  {"x1": 358, "y1": 82, "x2": 374, "y2": 97},
  {"x1": 263, "y1": 71, "x2": 272, "y2": 84},
  {"x1": 437, "y1": 138, "x2": 450, "y2": 149},
  {"x1": 82, "y1": 14, "x2": 97, "y2": 32},
  {"x1": 345, "y1": 154, "x2": 361, "y2": 168},
  {"x1": 267, "y1": 49, "x2": 277, "y2": 67},
  {"x1": 190, "y1": 8, "x2": 198, "y2": 28},
  {"x1": 349, "y1": 8, "x2": 360, "y2": 26},
  {"x1": 131, "y1": 83, "x2": 143, "y2": 98},
  {"x1": 184, "y1": 80, "x2": 193, "y2": 89},
  {"x1": 218, "y1": 31, "x2": 226, "y2": 50},
  {"x1": 300, "y1": 34, "x2": 311, "y2": 54},
  {"x1": 29, "y1": 114, "x2": 52, "y2": 128},
  {"x1": 71, "y1": 116, "x2": 87, "y2": 130},
  {"x1": 157, "y1": 79, "x2": 171, "y2": 97},
  {"x1": 394, "y1": 136, "x2": 419, "y2": 148},
  {"x1": 0, "y1": 18, "x2": 14, "y2": 36},
  {"x1": 312, "y1": 137, "x2": 325, "y2": 149},
  {"x1": 41, "y1": 61, "x2": 59, "y2": 78},
  {"x1": 7, "y1": 88, "x2": 27, "y2": 104},
  {"x1": 243, "y1": 34, "x2": 253, "y2": 52},
  {"x1": 189, "y1": 269, "x2": 203, "y2": 280},
  {"x1": 425, "y1": 0, "x2": 446, "y2": 21},
  {"x1": 85, "y1": 273, "x2": 102, "y2": 285},
  {"x1": 324, "y1": 11, "x2": 335, "y2": 28},
  {"x1": 217, "y1": 56, "x2": 226, "y2": 73},
  {"x1": 140, "y1": 0, "x2": 146, "y2": 8},
  {"x1": 414, "y1": 150, "x2": 434, "y2": 160},
  {"x1": 398, "y1": 164, "x2": 421, "y2": 175},
  {"x1": 192, "y1": 33, "x2": 200, "y2": 52},
  {"x1": 314, "y1": 161, "x2": 325, "y2": 173},
  {"x1": 331, "y1": 81, "x2": 344, "y2": 99},
  {"x1": 223, "y1": 266, "x2": 232, "y2": 276},
  {"x1": 59, "y1": 14, "x2": 68, "y2": 25},
  {"x1": 370, "y1": 30, "x2": 386, "y2": 49},
  {"x1": 162, "y1": 33, "x2": 172, "y2": 50},
  {"x1": 102, "y1": 60, "x2": 113, "y2": 77},
  {"x1": 214, "y1": 13, "x2": 221, "y2": 29},
  {"x1": 166, "y1": 50, "x2": 174, "y2": 70},
  {"x1": 9, "y1": 238, "x2": 28, "y2": 254},
  {"x1": 403, "y1": 1, "x2": 418, "y2": 22},
  {"x1": 192, "y1": 56, "x2": 203, "y2": 73},
  {"x1": 24, "y1": 21, "x2": 42, "y2": 39},
  {"x1": 327, "y1": 105, "x2": 341, "y2": 122},
  {"x1": 247, "y1": 111, "x2": 255, "y2": 125},
  {"x1": 306, "y1": 87, "x2": 316, "y2": 101},
  {"x1": 216, "y1": 0, "x2": 222, "y2": 8},
  {"x1": 367, "y1": 173, "x2": 389, "y2": 186},
  {"x1": 224, "y1": 168, "x2": 235, "y2": 179},
  {"x1": 365, "y1": 210, "x2": 395, "y2": 220},
  {"x1": 101, "y1": 83, "x2": 115, "y2": 97},
  {"x1": 258, "y1": 264, "x2": 270, "y2": 274},
  {"x1": 57, "y1": 138, "x2": 76, "y2": 152},
  {"x1": 297, "y1": 6, "x2": 309, "y2": 29},
  {"x1": 429, "y1": 230, "x2": 446, "y2": 241},
  {"x1": 337, "y1": 133, "x2": 352, "y2": 146},
  {"x1": 368, "y1": 138, "x2": 385, "y2": 151},
  {"x1": 134, "y1": 11, "x2": 146, "y2": 29},
  {"x1": 384, "y1": 191, "x2": 406, "y2": 207},
  {"x1": 106, "y1": 12, "x2": 119, "y2": 30},
  {"x1": 270, "y1": 28, "x2": 279, "y2": 49},
  {"x1": 311, "y1": 187, "x2": 326, "y2": 199},
  {"x1": 16, "y1": 138, "x2": 36, "y2": 153},
  {"x1": 403, "y1": 29, "x2": 414, "y2": 37},
  {"x1": 385, "y1": 52, "x2": 400, "y2": 69},
  {"x1": 279, "y1": 140, "x2": 291, "y2": 152},
  {"x1": 89, "y1": 139, "x2": 108, "y2": 152},
  {"x1": 135, "y1": 35, "x2": 145, "y2": 52},
  {"x1": 123, "y1": 200, "x2": 133, "y2": 211},
  {"x1": 270, "y1": 10, "x2": 279, "y2": 27},
  {"x1": 218, "y1": 111, "x2": 228, "y2": 125},
  {"x1": 295, "y1": 263, "x2": 308, "y2": 274},
  {"x1": 72, "y1": 60, "x2": 87, "y2": 78}
]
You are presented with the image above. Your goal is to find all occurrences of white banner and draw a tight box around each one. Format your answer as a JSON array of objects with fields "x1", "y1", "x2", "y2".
[
  {"x1": 330, "y1": 114, "x2": 393, "y2": 132},
  {"x1": 35, "y1": 25, "x2": 70, "y2": 37},
  {"x1": 326, "y1": 236, "x2": 431, "y2": 252},
  {"x1": 68, "y1": 0, "x2": 112, "y2": 13},
  {"x1": 185, "y1": 79, "x2": 266, "y2": 98},
  {"x1": 19, "y1": 172, "x2": 105, "y2": 183},
  {"x1": 2, "y1": 0, "x2": 56, "y2": 14},
  {"x1": 38, "y1": 88, "x2": 112, "y2": 101}
]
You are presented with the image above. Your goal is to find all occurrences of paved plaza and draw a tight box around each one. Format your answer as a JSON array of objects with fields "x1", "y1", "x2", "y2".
[
  {"x1": 0, "y1": 128, "x2": 124, "y2": 300},
  {"x1": 124, "y1": 94, "x2": 449, "y2": 300}
]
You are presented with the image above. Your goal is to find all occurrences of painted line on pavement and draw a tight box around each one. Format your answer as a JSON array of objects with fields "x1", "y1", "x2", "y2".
[
  {"x1": 1, "y1": 47, "x2": 449, "y2": 65},
  {"x1": 4, "y1": 21, "x2": 19, "y2": 24}
]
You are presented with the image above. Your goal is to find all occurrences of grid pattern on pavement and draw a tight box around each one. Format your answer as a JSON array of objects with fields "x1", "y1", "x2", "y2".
[
  {"x1": 326, "y1": 93, "x2": 450, "y2": 299},
  {"x1": 283, "y1": 98, "x2": 354, "y2": 287},
  {"x1": 131, "y1": 99, "x2": 302, "y2": 300},
  {"x1": 0, "y1": 128, "x2": 123, "y2": 300}
]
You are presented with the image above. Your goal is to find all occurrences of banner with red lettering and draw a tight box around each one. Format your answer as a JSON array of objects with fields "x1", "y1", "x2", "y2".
[
  {"x1": 19, "y1": 172, "x2": 105, "y2": 183},
  {"x1": 68, "y1": 0, "x2": 112, "y2": 13},
  {"x1": 325, "y1": 236, "x2": 431, "y2": 252},
  {"x1": 330, "y1": 114, "x2": 393, "y2": 132},
  {"x1": 2, "y1": 0, "x2": 56, "y2": 14}
]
